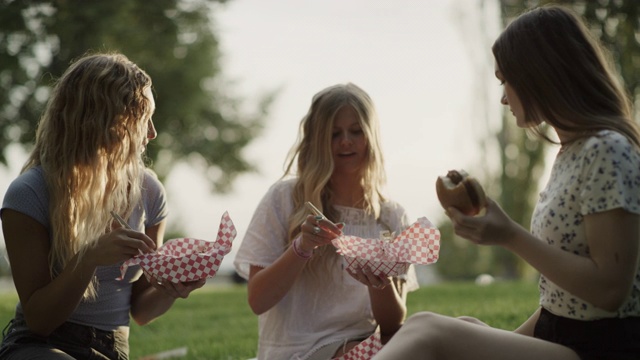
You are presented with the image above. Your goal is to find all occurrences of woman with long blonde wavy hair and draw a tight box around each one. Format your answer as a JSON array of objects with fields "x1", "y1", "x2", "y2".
[
  {"x1": 0, "y1": 52, "x2": 204, "y2": 360},
  {"x1": 234, "y1": 83, "x2": 418, "y2": 359}
]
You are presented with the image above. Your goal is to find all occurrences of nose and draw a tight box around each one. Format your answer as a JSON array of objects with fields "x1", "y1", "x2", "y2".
[
  {"x1": 500, "y1": 93, "x2": 508, "y2": 105},
  {"x1": 147, "y1": 120, "x2": 157, "y2": 140},
  {"x1": 338, "y1": 132, "x2": 354, "y2": 146}
]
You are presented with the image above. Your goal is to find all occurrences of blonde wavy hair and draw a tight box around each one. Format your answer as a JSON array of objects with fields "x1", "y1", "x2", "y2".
[
  {"x1": 22, "y1": 52, "x2": 153, "y2": 298},
  {"x1": 283, "y1": 83, "x2": 387, "y2": 271}
]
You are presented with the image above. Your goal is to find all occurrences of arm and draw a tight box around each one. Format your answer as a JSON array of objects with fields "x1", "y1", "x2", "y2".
[
  {"x1": 247, "y1": 249, "x2": 308, "y2": 315},
  {"x1": 346, "y1": 267, "x2": 406, "y2": 340},
  {"x1": 450, "y1": 199, "x2": 639, "y2": 312},
  {"x1": 247, "y1": 217, "x2": 342, "y2": 314},
  {"x1": 369, "y1": 275, "x2": 408, "y2": 342},
  {"x1": 507, "y1": 208, "x2": 638, "y2": 311},
  {"x1": 2, "y1": 209, "x2": 156, "y2": 336}
]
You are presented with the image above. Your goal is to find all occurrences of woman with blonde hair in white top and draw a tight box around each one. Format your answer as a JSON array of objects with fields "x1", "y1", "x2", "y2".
[{"x1": 234, "y1": 82, "x2": 417, "y2": 359}]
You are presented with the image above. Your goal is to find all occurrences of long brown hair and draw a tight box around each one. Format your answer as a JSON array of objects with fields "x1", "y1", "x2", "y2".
[{"x1": 492, "y1": 5, "x2": 640, "y2": 147}]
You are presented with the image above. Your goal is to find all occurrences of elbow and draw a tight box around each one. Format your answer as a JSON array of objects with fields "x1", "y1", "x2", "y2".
[
  {"x1": 21, "y1": 307, "x2": 58, "y2": 336},
  {"x1": 594, "y1": 283, "x2": 631, "y2": 312},
  {"x1": 129, "y1": 307, "x2": 155, "y2": 327},
  {"x1": 249, "y1": 305, "x2": 265, "y2": 316},
  {"x1": 597, "y1": 291, "x2": 628, "y2": 313},
  {"x1": 130, "y1": 308, "x2": 159, "y2": 327},
  {"x1": 129, "y1": 308, "x2": 148, "y2": 326},
  {"x1": 23, "y1": 316, "x2": 56, "y2": 337},
  {"x1": 598, "y1": 299, "x2": 625, "y2": 313},
  {"x1": 247, "y1": 293, "x2": 268, "y2": 315},
  {"x1": 247, "y1": 284, "x2": 274, "y2": 315},
  {"x1": 132, "y1": 316, "x2": 152, "y2": 327}
]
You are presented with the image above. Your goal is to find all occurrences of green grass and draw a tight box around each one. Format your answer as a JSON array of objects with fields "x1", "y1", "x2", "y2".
[{"x1": 0, "y1": 281, "x2": 539, "y2": 359}]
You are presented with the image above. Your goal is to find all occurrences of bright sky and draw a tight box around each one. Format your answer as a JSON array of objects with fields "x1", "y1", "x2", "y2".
[{"x1": 0, "y1": 0, "x2": 505, "y2": 273}]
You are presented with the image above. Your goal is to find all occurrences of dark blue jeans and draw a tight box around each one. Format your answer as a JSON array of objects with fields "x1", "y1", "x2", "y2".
[{"x1": 0, "y1": 314, "x2": 129, "y2": 360}]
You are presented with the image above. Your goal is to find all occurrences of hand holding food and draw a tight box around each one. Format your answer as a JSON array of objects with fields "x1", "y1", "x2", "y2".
[{"x1": 435, "y1": 169, "x2": 487, "y2": 216}]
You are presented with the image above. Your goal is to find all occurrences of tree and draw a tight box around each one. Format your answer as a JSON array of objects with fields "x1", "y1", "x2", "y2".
[{"x1": 0, "y1": 0, "x2": 272, "y2": 192}]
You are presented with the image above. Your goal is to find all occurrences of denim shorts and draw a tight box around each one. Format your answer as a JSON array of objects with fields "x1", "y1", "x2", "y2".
[
  {"x1": 0, "y1": 314, "x2": 129, "y2": 360},
  {"x1": 534, "y1": 307, "x2": 640, "y2": 360}
]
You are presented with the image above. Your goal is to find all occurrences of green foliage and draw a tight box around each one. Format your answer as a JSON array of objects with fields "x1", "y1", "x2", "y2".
[
  {"x1": 434, "y1": 221, "x2": 490, "y2": 280},
  {"x1": 130, "y1": 286, "x2": 259, "y2": 359},
  {"x1": 0, "y1": 0, "x2": 272, "y2": 192},
  {"x1": 435, "y1": 219, "x2": 537, "y2": 280},
  {"x1": 0, "y1": 281, "x2": 539, "y2": 359},
  {"x1": 407, "y1": 281, "x2": 539, "y2": 330}
]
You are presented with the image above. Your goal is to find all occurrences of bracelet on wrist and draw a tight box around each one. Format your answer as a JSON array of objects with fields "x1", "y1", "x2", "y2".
[{"x1": 292, "y1": 234, "x2": 313, "y2": 260}]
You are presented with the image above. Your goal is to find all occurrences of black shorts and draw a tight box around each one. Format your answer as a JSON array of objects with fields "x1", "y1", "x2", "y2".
[{"x1": 534, "y1": 307, "x2": 640, "y2": 360}]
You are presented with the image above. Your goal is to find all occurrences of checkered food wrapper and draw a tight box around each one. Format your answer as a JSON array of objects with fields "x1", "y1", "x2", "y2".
[
  {"x1": 334, "y1": 332, "x2": 382, "y2": 360},
  {"x1": 331, "y1": 217, "x2": 440, "y2": 277},
  {"x1": 117, "y1": 211, "x2": 237, "y2": 283}
]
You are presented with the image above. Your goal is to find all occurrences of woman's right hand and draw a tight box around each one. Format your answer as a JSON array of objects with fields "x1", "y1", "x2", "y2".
[
  {"x1": 298, "y1": 215, "x2": 344, "y2": 252},
  {"x1": 447, "y1": 197, "x2": 524, "y2": 248},
  {"x1": 86, "y1": 228, "x2": 157, "y2": 267}
]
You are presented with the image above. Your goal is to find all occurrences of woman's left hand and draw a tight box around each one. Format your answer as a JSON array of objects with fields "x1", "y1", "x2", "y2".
[
  {"x1": 150, "y1": 277, "x2": 207, "y2": 299},
  {"x1": 347, "y1": 266, "x2": 391, "y2": 290}
]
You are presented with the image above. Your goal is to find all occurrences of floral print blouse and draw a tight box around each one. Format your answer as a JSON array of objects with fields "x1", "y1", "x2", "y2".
[{"x1": 531, "y1": 130, "x2": 640, "y2": 320}]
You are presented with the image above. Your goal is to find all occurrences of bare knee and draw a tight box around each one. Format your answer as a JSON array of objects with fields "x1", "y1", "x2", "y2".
[
  {"x1": 399, "y1": 312, "x2": 467, "y2": 355},
  {"x1": 401, "y1": 313, "x2": 448, "y2": 345},
  {"x1": 405, "y1": 311, "x2": 451, "y2": 329},
  {"x1": 457, "y1": 315, "x2": 489, "y2": 327}
]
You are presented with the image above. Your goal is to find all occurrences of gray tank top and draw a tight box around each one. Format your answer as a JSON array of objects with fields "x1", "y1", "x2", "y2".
[{"x1": 2, "y1": 166, "x2": 169, "y2": 330}]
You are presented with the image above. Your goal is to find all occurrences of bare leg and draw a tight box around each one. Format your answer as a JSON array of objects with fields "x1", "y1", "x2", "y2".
[
  {"x1": 457, "y1": 316, "x2": 490, "y2": 327},
  {"x1": 373, "y1": 312, "x2": 580, "y2": 360}
]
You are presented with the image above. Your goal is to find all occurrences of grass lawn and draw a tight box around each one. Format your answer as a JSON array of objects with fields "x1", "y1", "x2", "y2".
[{"x1": 0, "y1": 280, "x2": 539, "y2": 359}]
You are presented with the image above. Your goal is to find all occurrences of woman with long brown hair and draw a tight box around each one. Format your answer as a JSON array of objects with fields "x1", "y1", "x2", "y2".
[{"x1": 374, "y1": 5, "x2": 640, "y2": 360}]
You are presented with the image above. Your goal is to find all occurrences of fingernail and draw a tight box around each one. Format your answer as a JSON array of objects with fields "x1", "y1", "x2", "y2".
[
  {"x1": 314, "y1": 215, "x2": 323, "y2": 221},
  {"x1": 337, "y1": 222, "x2": 346, "y2": 227}
]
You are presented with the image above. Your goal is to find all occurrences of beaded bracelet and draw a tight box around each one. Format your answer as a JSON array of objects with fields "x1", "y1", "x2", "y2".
[{"x1": 291, "y1": 234, "x2": 313, "y2": 260}]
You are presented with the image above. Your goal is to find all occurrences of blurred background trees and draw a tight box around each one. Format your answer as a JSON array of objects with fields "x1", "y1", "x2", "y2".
[
  {"x1": 436, "y1": 0, "x2": 640, "y2": 281},
  {"x1": 0, "y1": 0, "x2": 273, "y2": 277},
  {"x1": 0, "y1": 0, "x2": 273, "y2": 193},
  {"x1": 0, "y1": 0, "x2": 638, "y2": 281}
]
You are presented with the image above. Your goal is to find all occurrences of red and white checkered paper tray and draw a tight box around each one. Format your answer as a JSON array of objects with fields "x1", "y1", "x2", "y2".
[
  {"x1": 331, "y1": 217, "x2": 440, "y2": 277},
  {"x1": 334, "y1": 332, "x2": 382, "y2": 360},
  {"x1": 117, "y1": 211, "x2": 237, "y2": 283}
]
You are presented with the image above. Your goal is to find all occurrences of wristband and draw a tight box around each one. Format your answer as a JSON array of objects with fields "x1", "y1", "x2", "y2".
[{"x1": 292, "y1": 234, "x2": 313, "y2": 260}]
